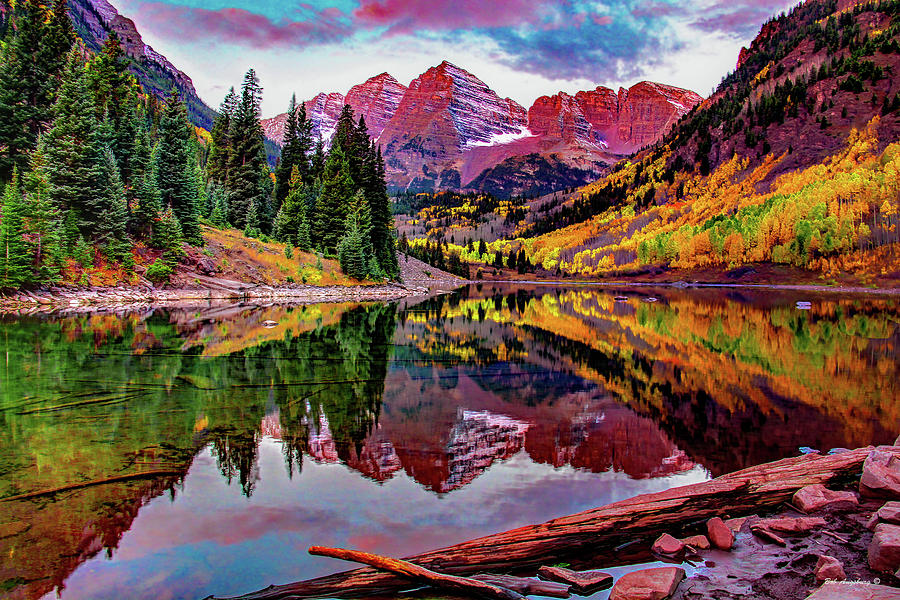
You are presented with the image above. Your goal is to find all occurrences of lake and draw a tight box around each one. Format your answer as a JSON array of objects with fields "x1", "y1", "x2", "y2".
[{"x1": 0, "y1": 284, "x2": 897, "y2": 600}]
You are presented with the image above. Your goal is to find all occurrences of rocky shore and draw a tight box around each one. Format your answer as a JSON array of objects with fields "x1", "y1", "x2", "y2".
[{"x1": 0, "y1": 254, "x2": 469, "y2": 315}]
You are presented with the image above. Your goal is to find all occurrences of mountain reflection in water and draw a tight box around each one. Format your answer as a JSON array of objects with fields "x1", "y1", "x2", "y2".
[{"x1": 0, "y1": 284, "x2": 896, "y2": 600}]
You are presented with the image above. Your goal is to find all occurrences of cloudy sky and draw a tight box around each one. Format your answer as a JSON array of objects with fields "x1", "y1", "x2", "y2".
[{"x1": 114, "y1": 0, "x2": 800, "y2": 117}]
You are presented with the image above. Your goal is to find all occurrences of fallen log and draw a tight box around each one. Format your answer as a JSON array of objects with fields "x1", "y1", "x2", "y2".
[
  {"x1": 469, "y1": 574, "x2": 570, "y2": 598},
  {"x1": 307, "y1": 546, "x2": 525, "y2": 600},
  {"x1": 215, "y1": 445, "x2": 896, "y2": 600}
]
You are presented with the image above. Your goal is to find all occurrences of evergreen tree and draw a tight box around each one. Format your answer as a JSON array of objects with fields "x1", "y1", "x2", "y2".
[
  {"x1": 23, "y1": 143, "x2": 64, "y2": 283},
  {"x1": 365, "y1": 146, "x2": 399, "y2": 278},
  {"x1": 44, "y1": 50, "x2": 105, "y2": 240},
  {"x1": 156, "y1": 90, "x2": 202, "y2": 245},
  {"x1": 297, "y1": 210, "x2": 311, "y2": 252},
  {"x1": 274, "y1": 95, "x2": 312, "y2": 208},
  {"x1": 153, "y1": 204, "x2": 184, "y2": 266},
  {"x1": 0, "y1": 169, "x2": 30, "y2": 287},
  {"x1": 130, "y1": 129, "x2": 162, "y2": 238},
  {"x1": 208, "y1": 184, "x2": 228, "y2": 228},
  {"x1": 273, "y1": 165, "x2": 307, "y2": 246},
  {"x1": 0, "y1": 0, "x2": 73, "y2": 178},
  {"x1": 208, "y1": 87, "x2": 236, "y2": 184},
  {"x1": 315, "y1": 144, "x2": 354, "y2": 253},
  {"x1": 310, "y1": 136, "x2": 326, "y2": 182},
  {"x1": 338, "y1": 191, "x2": 371, "y2": 280},
  {"x1": 225, "y1": 69, "x2": 268, "y2": 229},
  {"x1": 99, "y1": 148, "x2": 131, "y2": 265}
]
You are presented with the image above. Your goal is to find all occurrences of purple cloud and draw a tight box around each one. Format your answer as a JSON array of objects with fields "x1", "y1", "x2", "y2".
[{"x1": 132, "y1": 2, "x2": 352, "y2": 48}]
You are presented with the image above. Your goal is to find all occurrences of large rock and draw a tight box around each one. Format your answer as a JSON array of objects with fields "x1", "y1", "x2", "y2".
[
  {"x1": 707, "y1": 517, "x2": 734, "y2": 550},
  {"x1": 860, "y1": 448, "x2": 900, "y2": 499},
  {"x1": 814, "y1": 555, "x2": 846, "y2": 583},
  {"x1": 868, "y1": 523, "x2": 900, "y2": 572},
  {"x1": 680, "y1": 534, "x2": 710, "y2": 549},
  {"x1": 793, "y1": 484, "x2": 859, "y2": 512},
  {"x1": 755, "y1": 516, "x2": 826, "y2": 533},
  {"x1": 651, "y1": 533, "x2": 684, "y2": 557},
  {"x1": 805, "y1": 581, "x2": 900, "y2": 599},
  {"x1": 609, "y1": 567, "x2": 685, "y2": 600},
  {"x1": 537, "y1": 566, "x2": 613, "y2": 594}
]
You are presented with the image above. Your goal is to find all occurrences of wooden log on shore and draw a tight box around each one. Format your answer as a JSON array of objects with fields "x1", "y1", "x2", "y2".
[
  {"x1": 307, "y1": 546, "x2": 525, "y2": 600},
  {"x1": 216, "y1": 446, "x2": 895, "y2": 600}
]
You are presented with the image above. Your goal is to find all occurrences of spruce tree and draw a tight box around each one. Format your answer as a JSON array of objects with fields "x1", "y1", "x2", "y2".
[
  {"x1": 100, "y1": 148, "x2": 131, "y2": 265},
  {"x1": 315, "y1": 143, "x2": 354, "y2": 254},
  {"x1": 130, "y1": 127, "x2": 161, "y2": 238},
  {"x1": 310, "y1": 136, "x2": 326, "y2": 182},
  {"x1": 225, "y1": 69, "x2": 268, "y2": 229},
  {"x1": 365, "y1": 146, "x2": 399, "y2": 278},
  {"x1": 0, "y1": 169, "x2": 30, "y2": 287},
  {"x1": 273, "y1": 165, "x2": 308, "y2": 246},
  {"x1": 156, "y1": 90, "x2": 202, "y2": 245},
  {"x1": 23, "y1": 143, "x2": 64, "y2": 283},
  {"x1": 338, "y1": 191, "x2": 371, "y2": 280},
  {"x1": 208, "y1": 184, "x2": 228, "y2": 228},
  {"x1": 153, "y1": 204, "x2": 184, "y2": 266},
  {"x1": 44, "y1": 50, "x2": 105, "y2": 240},
  {"x1": 0, "y1": 0, "x2": 73, "y2": 178},
  {"x1": 208, "y1": 87, "x2": 236, "y2": 184}
]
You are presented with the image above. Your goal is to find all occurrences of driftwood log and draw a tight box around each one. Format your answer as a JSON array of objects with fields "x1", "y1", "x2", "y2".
[
  {"x1": 216, "y1": 446, "x2": 894, "y2": 600},
  {"x1": 307, "y1": 547, "x2": 526, "y2": 600}
]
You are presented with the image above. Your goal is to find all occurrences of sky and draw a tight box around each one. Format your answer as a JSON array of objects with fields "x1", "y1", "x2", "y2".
[{"x1": 113, "y1": 0, "x2": 802, "y2": 117}]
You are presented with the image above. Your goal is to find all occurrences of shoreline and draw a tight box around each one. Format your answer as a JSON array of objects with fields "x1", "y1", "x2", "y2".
[
  {"x1": 3, "y1": 277, "x2": 899, "y2": 314},
  {"x1": 0, "y1": 282, "x2": 452, "y2": 315}
]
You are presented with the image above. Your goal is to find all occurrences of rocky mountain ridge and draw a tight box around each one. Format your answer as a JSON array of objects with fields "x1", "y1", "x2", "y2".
[
  {"x1": 66, "y1": 0, "x2": 216, "y2": 129},
  {"x1": 262, "y1": 62, "x2": 702, "y2": 196}
]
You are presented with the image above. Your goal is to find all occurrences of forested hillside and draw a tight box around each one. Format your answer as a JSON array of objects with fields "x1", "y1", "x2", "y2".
[
  {"x1": 421, "y1": 0, "x2": 900, "y2": 283},
  {"x1": 0, "y1": 0, "x2": 398, "y2": 290}
]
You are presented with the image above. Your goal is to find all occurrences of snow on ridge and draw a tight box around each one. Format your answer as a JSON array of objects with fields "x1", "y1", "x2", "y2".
[{"x1": 465, "y1": 126, "x2": 535, "y2": 149}]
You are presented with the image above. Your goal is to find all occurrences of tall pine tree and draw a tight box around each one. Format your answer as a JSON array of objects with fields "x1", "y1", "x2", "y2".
[
  {"x1": 156, "y1": 90, "x2": 202, "y2": 245},
  {"x1": 274, "y1": 95, "x2": 312, "y2": 209},
  {"x1": 315, "y1": 143, "x2": 354, "y2": 254},
  {"x1": 207, "y1": 87, "x2": 236, "y2": 184},
  {"x1": 225, "y1": 70, "x2": 268, "y2": 229},
  {"x1": 0, "y1": 169, "x2": 30, "y2": 287}
]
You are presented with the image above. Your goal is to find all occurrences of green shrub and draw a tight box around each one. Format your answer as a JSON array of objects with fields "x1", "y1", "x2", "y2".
[{"x1": 145, "y1": 259, "x2": 174, "y2": 283}]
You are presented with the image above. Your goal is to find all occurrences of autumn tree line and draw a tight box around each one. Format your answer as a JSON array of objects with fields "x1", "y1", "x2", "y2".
[{"x1": 0, "y1": 0, "x2": 398, "y2": 289}]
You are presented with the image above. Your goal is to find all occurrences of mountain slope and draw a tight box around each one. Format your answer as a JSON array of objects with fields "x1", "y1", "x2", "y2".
[
  {"x1": 66, "y1": 0, "x2": 216, "y2": 129},
  {"x1": 482, "y1": 0, "x2": 900, "y2": 281}
]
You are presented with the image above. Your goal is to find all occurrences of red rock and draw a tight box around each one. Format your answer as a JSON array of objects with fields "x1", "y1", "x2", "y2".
[
  {"x1": 750, "y1": 525, "x2": 787, "y2": 546},
  {"x1": 876, "y1": 502, "x2": 900, "y2": 525},
  {"x1": 860, "y1": 448, "x2": 900, "y2": 499},
  {"x1": 609, "y1": 567, "x2": 685, "y2": 600},
  {"x1": 344, "y1": 73, "x2": 407, "y2": 139},
  {"x1": 537, "y1": 566, "x2": 613, "y2": 594},
  {"x1": 680, "y1": 534, "x2": 710, "y2": 549},
  {"x1": 868, "y1": 523, "x2": 900, "y2": 572},
  {"x1": 755, "y1": 517, "x2": 826, "y2": 533},
  {"x1": 651, "y1": 533, "x2": 684, "y2": 557},
  {"x1": 724, "y1": 516, "x2": 750, "y2": 532},
  {"x1": 804, "y1": 581, "x2": 900, "y2": 599},
  {"x1": 814, "y1": 555, "x2": 846, "y2": 583},
  {"x1": 793, "y1": 484, "x2": 859, "y2": 512},
  {"x1": 707, "y1": 517, "x2": 734, "y2": 550}
]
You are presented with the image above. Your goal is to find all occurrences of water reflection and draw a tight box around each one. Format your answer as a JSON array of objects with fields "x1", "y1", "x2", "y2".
[{"x1": 0, "y1": 285, "x2": 896, "y2": 599}]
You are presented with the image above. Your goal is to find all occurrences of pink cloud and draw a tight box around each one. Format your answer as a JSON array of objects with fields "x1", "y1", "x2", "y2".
[
  {"x1": 593, "y1": 15, "x2": 613, "y2": 25},
  {"x1": 133, "y1": 3, "x2": 352, "y2": 48},
  {"x1": 352, "y1": 0, "x2": 555, "y2": 35}
]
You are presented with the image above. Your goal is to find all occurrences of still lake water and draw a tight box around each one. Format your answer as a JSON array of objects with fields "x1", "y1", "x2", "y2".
[{"x1": 0, "y1": 284, "x2": 897, "y2": 600}]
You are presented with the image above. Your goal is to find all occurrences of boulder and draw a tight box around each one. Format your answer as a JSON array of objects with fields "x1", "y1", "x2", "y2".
[
  {"x1": 707, "y1": 517, "x2": 734, "y2": 550},
  {"x1": 196, "y1": 257, "x2": 217, "y2": 275},
  {"x1": 867, "y1": 501, "x2": 900, "y2": 530},
  {"x1": 651, "y1": 533, "x2": 684, "y2": 557},
  {"x1": 754, "y1": 516, "x2": 826, "y2": 533},
  {"x1": 793, "y1": 484, "x2": 859, "y2": 512},
  {"x1": 609, "y1": 567, "x2": 684, "y2": 600},
  {"x1": 860, "y1": 448, "x2": 900, "y2": 499},
  {"x1": 724, "y1": 516, "x2": 751, "y2": 532},
  {"x1": 805, "y1": 581, "x2": 900, "y2": 599},
  {"x1": 814, "y1": 555, "x2": 845, "y2": 583},
  {"x1": 680, "y1": 534, "x2": 711, "y2": 550},
  {"x1": 868, "y1": 523, "x2": 900, "y2": 572},
  {"x1": 536, "y1": 566, "x2": 613, "y2": 594}
]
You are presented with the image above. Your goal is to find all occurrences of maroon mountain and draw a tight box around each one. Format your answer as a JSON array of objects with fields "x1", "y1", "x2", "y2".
[{"x1": 262, "y1": 63, "x2": 701, "y2": 196}]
